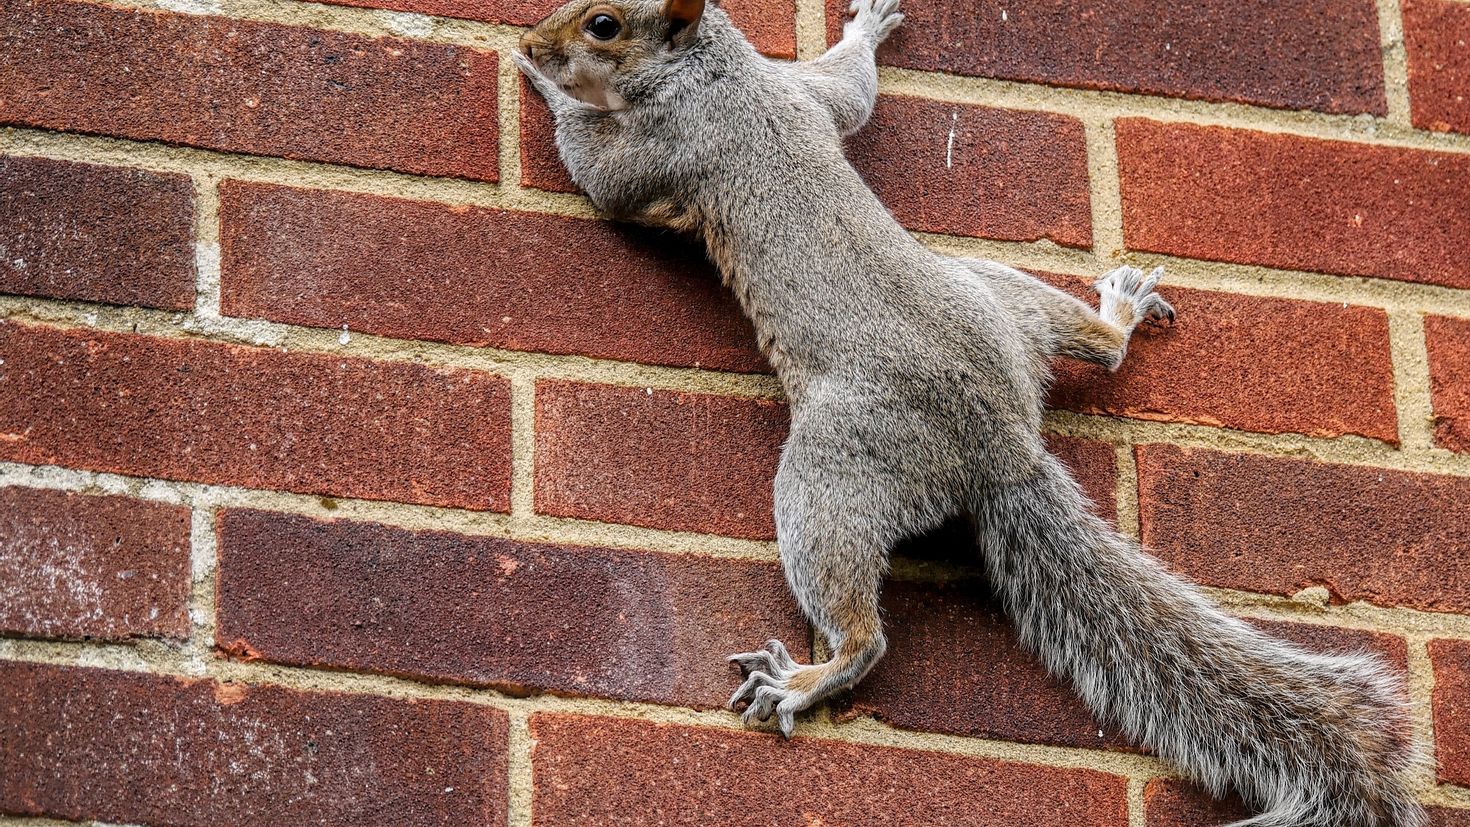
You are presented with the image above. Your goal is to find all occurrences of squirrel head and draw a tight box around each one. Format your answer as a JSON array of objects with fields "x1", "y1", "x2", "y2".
[{"x1": 518, "y1": 0, "x2": 708, "y2": 111}]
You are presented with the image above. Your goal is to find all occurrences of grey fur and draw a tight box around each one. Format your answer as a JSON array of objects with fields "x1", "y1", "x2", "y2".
[{"x1": 516, "y1": 1, "x2": 1427, "y2": 822}]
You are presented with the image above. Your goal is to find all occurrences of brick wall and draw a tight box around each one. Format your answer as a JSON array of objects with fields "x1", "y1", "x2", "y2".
[{"x1": 1, "y1": 0, "x2": 1468, "y2": 823}]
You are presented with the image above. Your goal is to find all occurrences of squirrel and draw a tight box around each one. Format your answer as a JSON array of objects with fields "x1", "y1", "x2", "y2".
[{"x1": 514, "y1": 1, "x2": 1426, "y2": 823}]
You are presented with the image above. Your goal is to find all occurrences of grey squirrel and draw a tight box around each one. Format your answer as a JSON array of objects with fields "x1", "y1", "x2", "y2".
[{"x1": 513, "y1": 1, "x2": 1426, "y2": 823}]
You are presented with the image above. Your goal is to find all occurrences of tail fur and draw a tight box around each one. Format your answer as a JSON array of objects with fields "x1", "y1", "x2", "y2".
[{"x1": 973, "y1": 457, "x2": 1425, "y2": 826}]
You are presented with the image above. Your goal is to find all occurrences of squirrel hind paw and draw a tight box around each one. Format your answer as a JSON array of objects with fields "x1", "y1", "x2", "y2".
[{"x1": 727, "y1": 640, "x2": 815, "y2": 738}]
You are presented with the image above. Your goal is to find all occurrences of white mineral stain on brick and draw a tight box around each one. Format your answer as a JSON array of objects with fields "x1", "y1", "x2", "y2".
[
  {"x1": 0, "y1": 532, "x2": 105, "y2": 633},
  {"x1": 945, "y1": 110, "x2": 959, "y2": 169},
  {"x1": 378, "y1": 10, "x2": 435, "y2": 37},
  {"x1": 154, "y1": 0, "x2": 222, "y2": 14}
]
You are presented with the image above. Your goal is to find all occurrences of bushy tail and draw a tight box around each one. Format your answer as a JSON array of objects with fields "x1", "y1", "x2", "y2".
[{"x1": 973, "y1": 458, "x2": 1425, "y2": 827}]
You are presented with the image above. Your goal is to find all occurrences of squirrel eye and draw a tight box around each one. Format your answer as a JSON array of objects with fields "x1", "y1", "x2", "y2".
[{"x1": 584, "y1": 13, "x2": 621, "y2": 39}]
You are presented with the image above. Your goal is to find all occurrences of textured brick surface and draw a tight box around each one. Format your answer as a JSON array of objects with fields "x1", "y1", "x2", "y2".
[
  {"x1": 1049, "y1": 282, "x2": 1397, "y2": 442},
  {"x1": 531, "y1": 713, "x2": 1129, "y2": 825},
  {"x1": 1143, "y1": 778, "x2": 1250, "y2": 826},
  {"x1": 0, "y1": 322, "x2": 511, "y2": 510},
  {"x1": 1404, "y1": 0, "x2": 1470, "y2": 135},
  {"x1": 831, "y1": 0, "x2": 1385, "y2": 115},
  {"x1": 520, "y1": 85, "x2": 579, "y2": 194},
  {"x1": 221, "y1": 181, "x2": 763, "y2": 373},
  {"x1": 0, "y1": 662, "x2": 507, "y2": 826},
  {"x1": 840, "y1": 573, "x2": 1406, "y2": 748},
  {"x1": 1045, "y1": 434, "x2": 1118, "y2": 518},
  {"x1": 1146, "y1": 779, "x2": 1470, "y2": 826},
  {"x1": 1138, "y1": 445, "x2": 1470, "y2": 614},
  {"x1": 1432, "y1": 639, "x2": 1470, "y2": 786},
  {"x1": 0, "y1": 0, "x2": 498, "y2": 180},
  {"x1": 0, "y1": 487, "x2": 190, "y2": 641},
  {"x1": 0, "y1": 156, "x2": 194, "y2": 309},
  {"x1": 1428, "y1": 315, "x2": 1470, "y2": 453},
  {"x1": 1118, "y1": 120, "x2": 1470, "y2": 289},
  {"x1": 216, "y1": 508, "x2": 807, "y2": 708},
  {"x1": 535, "y1": 381, "x2": 787, "y2": 539},
  {"x1": 838, "y1": 579, "x2": 1130, "y2": 750},
  {"x1": 845, "y1": 95, "x2": 1091, "y2": 246},
  {"x1": 319, "y1": 0, "x2": 795, "y2": 57}
]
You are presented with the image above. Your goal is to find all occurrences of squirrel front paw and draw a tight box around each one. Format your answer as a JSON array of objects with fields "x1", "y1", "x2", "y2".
[
  {"x1": 847, "y1": 0, "x2": 903, "y2": 46},
  {"x1": 1094, "y1": 265, "x2": 1175, "y2": 329}
]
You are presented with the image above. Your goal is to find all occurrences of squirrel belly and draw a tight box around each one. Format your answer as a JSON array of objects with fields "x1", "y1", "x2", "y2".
[{"x1": 515, "y1": 0, "x2": 1428, "y2": 823}]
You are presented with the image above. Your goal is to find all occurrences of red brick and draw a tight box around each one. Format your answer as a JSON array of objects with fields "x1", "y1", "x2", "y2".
[
  {"x1": 1428, "y1": 315, "x2": 1470, "y2": 453},
  {"x1": 220, "y1": 181, "x2": 764, "y2": 373},
  {"x1": 1405, "y1": 0, "x2": 1470, "y2": 135},
  {"x1": 216, "y1": 508, "x2": 807, "y2": 708},
  {"x1": 0, "y1": 156, "x2": 194, "y2": 309},
  {"x1": 839, "y1": 573, "x2": 1405, "y2": 749},
  {"x1": 1437, "y1": 811, "x2": 1470, "y2": 827},
  {"x1": 524, "y1": 95, "x2": 1094, "y2": 245},
  {"x1": 1118, "y1": 120, "x2": 1470, "y2": 289},
  {"x1": 1143, "y1": 778, "x2": 1250, "y2": 826},
  {"x1": 838, "y1": 579, "x2": 1132, "y2": 750},
  {"x1": 0, "y1": 487, "x2": 191, "y2": 640},
  {"x1": 845, "y1": 95, "x2": 1091, "y2": 246},
  {"x1": 1137, "y1": 446, "x2": 1470, "y2": 614},
  {"x1": 1047, "y1": 434, "x2": 1118, "y2": 518},
  {"x1": 535, "y1": 381, "x2": 786, "y2": 539},
  {"x1": 1432, "y1": 639, "x2": 1470, "y2": 786},
  {"x1": 0, "y1": 321, "x2": 511, "y2": 510},
  {"x1": 829, "y1": 0, "x2": 1385, "y2": 115},
  {"x1": 1048, "y1": 280, "x2": 1398, "y2": 442},
  {"x1": 0, "y1": 0, "x2": 498, "y2": 180},
  {"x1": 0, "y1": 661, "x2": 507, "y2": 826},
  {"x1": 521, "y1": 80, "x2": 579, "y2": 194},
  {"x1": 1146, "y1": 779, "x2": 1469, "y2": 826},
  {"x1": 531, "y1": 713, "x2": 1129, "y2": 826}
]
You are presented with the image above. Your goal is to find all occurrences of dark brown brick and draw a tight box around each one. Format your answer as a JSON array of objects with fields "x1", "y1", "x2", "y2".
[
  {"x1": 1428, "y1": 315, "x2": 1470, "y2": 453},
  {"x1": 319, "y1": 0, "x2": 796, "y2": 57},
  {"x1": 829, "y1": 0, "x2": 1385, "y2": 114},
  {"x1": 220, "y1": 181, "x2": 764, "y2": 373},
  {"x1": 520, "y1": 82, "x2": 579, "y2": 194},
  {"x1": 0, "y1": 156, "x2": 194, "y2": 309},
  {"x1": 845, "y1": 95, "x2": 1091, "y2": 246},
  {"x1": 1438, "y1": 811, "x2": 1470, "y2": 827},
  {"x1": 1048, "y1": 280, "x2": 1398, "y2": 443},
  {"x1": 1405, "y1": 0, "x2": 1470, "y2": 135},
  {"x1": 0, "y1": 0, "x2": 498, "y2": 180},
  {"x1": 0, "y1": 321, "x2": 511, "y2": 510},
  {"x1": 1144, "y1": 778, "x2": 1249, "y2": 826},
  {"x1": 1146, "y1": 779, "x2": 1470, "y2": 826},
  {"x1": 216, "y1": 508, "x2": 807, "y2": 708},
  {"x1": 531, "y1": 713, "x2": 1129, "y2": 826},
  {"x1": 0, "y1": 487, "x2": 191, "y2": 640},
  {"x1": 839, "y1": 574, "x2": 1405, "y2": 748},
  {"x1": 1046, "y1": 434, "x2": 1118, "y2": 518},
  {"x1": 838, "y1": 579, "x2": 1131, "y2": 750},
  {"x1": 535, "y1": 381, "x2": 786, "y2": 539},
  {"x1": 1432, "y1": 639, "x2": 1470, "y2": 786},
  {"x1": 1118, "y1": 120, "x2": 1470, "y2": 289},
  {"x1": 0, "y1": 661, "x2": 507, "y2": 826},
  {"x1": 1137, "y1": 445, "x2": 1470, "y2": 614}
]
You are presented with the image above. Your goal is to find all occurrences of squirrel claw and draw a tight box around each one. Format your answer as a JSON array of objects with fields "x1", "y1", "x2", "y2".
[
  {"x1": 1095, "y1": 264, "x2": 1177, "y2": 330},
  {"x1": 727, "y1": 639, "x2": 811, "y2": 737}
]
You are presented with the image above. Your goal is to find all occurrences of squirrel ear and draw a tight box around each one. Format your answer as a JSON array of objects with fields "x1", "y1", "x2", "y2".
[{"x1": 661, "y1": 0, "x2": 704, "y2": 42}]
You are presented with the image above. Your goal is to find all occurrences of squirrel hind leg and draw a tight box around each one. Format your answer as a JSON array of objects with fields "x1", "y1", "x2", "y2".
[{"x1": 729, "y1": 413, "x2": 953, "y2": 737}]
